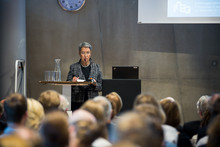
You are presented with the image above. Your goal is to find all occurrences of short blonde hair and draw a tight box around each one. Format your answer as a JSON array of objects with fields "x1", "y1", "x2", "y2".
[
  {"x1": 26, "y1": 98, "x2": 45, "y2": 130},
  {"x1": 134, "y1": 104, "x2": 165, "y2": 124},
  {"x1": 134, "y1": 94, "x2": 166, "y2": 123},
  {"x1": 38, "y1": 90, "x2": 60, "y2": 113},
  {"x1": 80, "y1": 100, "x2": 105, "y2": 123}
]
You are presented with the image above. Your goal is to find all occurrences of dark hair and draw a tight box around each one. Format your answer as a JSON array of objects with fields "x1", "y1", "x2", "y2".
[
  {"x1": 4, "y1": 93, "x2": 27, "y2": 123},
  {"x1": 78, "y1": 42, "x2": 92, "y2": 52}
]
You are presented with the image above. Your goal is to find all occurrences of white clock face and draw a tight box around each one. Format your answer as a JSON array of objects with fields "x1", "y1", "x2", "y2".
[{"x1": 58, "y1": 0, "x2": 86, "y2": 11}]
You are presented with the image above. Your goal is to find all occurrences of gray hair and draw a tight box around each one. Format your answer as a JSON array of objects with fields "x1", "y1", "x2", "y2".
[
  {"x1": 196, "y1": 95, "x2": 210, "y2": 116},
  {"x1": 93, "y1": 96, "x2": 112, "y2": 122},
  {"x1": 78, "y1": 42, "x2": 92, "y2": 52}
]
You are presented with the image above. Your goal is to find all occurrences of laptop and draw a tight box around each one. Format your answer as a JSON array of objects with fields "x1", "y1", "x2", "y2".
[{"x1": 112, "y1": 66, "x2": 139, "y2": 79}]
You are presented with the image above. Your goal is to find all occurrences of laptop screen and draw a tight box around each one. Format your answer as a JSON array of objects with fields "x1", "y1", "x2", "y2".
[{"x1": 112, "y1": 66, "x2": 139, "y2": 79}]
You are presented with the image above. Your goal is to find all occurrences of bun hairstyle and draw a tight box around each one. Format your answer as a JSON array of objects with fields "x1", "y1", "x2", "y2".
[{"x1": 79, "y1": 42, "x2": 92, "y2": 52}]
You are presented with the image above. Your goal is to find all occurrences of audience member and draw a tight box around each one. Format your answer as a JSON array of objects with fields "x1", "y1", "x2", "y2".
[
  {"x1": 93, "y1": 96, "x2": 112, "y2": 123},
  {"x1": 40, "y1": 110, "x2": 69, "y2": 147},
  {"x1": 69, "y1": 109, "x2": 97, "y2": 124},
  {"x1": 15, "y1": 126, "x2": 42, "y2": 147},
  {"x1": 134, "y1": 103, "x2": 164, "y2": 125},
  {"x1": 69, "y1": 120, "x2": 102, "y2": 147},
  {"x1": 183, "y1": 95, "x2": 210, "y2": 146},
  {"x1": 0, "y1": 102, "x2": 7, "y2": 134},
  {"x1": 69, "y1": 109, "x2": 107, "y2": 147},
  {"x1": 197, "y1": 96, "x2": 220, "y2": 147},
  {"x1": 160, "y1": 97, "x2": 192, "y2": 147},
  {"x1": 183, "y1": 95, "x2": 209, "y2": 138},
  {"x1": 59, "y1": 94, "x2": 70, "y2": 112},
  {"x1": 206, "y1": 115, "x2": 220, "y2": 147},
  {"x1": 80, "y1": 99, "x2": 111, "y2": 146},
  {"x1": 1, "y1": 93, "x2": 27, "y2": 137},
  {"x1": 111, "y1": 140, "x2": 140, "y2": 147},
  {"x1": 93, "y1": 96, "x2": 114, "y2": 145},
  {"x1": 134, "y1": 103, "x2": 176, "y2": 147},
  {"x1": 133, "y1": 93, "x2": 166, "y2": 124},
  {"x1": 105, "y1": 92, "x2": 123, "y2": 120},
  {"x1": 26, "y1": 98, "x2": 45, "y2": 131},
  {"x1": 116, "y1": 111, "x2": 164, "y2": 147},
  {"x1": 80, "y1": 99, "x2": 105, "y2": 123},
  {"x1": 0, "y1": 134, "x2": 30, "y2": 147},
  {"x1": 197, "y1": 93, "x2": 220, "y2": 143},
  {"x1": 38, "y1": 90, "x2": 60, "y2": 113}
]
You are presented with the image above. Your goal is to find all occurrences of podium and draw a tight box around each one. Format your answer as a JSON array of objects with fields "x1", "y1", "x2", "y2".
[
  {"x1": 102, "y1": 79, "x2": 141, "y2": 112},
  {"x1": 39, "y1": 81, "x2": 93, "y2": 110}
]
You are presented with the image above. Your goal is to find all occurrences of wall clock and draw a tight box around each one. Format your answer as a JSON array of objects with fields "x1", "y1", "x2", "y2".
[{"x1": 58, "y1": 0, "x2": 86, "y2": 12}]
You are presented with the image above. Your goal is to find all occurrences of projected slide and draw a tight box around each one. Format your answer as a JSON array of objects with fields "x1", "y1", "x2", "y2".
[{"x1": 168, "y1": 0, "x2": 220, "y2": 17}]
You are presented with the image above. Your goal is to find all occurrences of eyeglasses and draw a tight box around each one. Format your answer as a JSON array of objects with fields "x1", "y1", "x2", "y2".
[{"x1": 80, "y1": 51, "x2": 91, "y2": 55}]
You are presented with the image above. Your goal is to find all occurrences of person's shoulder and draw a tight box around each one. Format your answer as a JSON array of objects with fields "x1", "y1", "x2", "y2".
[
  {"x1": 70, "y1": 61, "x2": 80, "y2": 67},
  {"x1": 90, "y1": 61, "x2": 100, "y2": 67}
]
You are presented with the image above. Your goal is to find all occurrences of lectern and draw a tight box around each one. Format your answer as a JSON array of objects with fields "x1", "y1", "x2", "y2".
[
  {"x1": 39, "y1": 81, "x2": 93, "y2": 111},
  {"x1": 102, "y1": 79, "x2": 141, "y2": 112}
]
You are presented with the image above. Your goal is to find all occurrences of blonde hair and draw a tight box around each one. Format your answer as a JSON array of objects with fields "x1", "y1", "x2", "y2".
[
  {"x1": 134, "y1": 104, "x2": 164, "y2": 124},
  {"x1": 117, "y1": 111, "x2": 163, "y2": 147},
  {"x1": 26, "y1": 98, "x2": 45, "y2": 131},
  {"x1": 0, "y1": 134, "x2": 30, "y2": 147},
  {"x1": 73, "y1": 120, "x2": 101, "y2": 147},
  {"x1": 38, "y1": 90, "x2": 60, "y2": 113},
  {"x1": 80, "y1": 100, "x2": 105, "y2": 123},
  {"x1": 134, "y1": 94, "x2": 166, "y2": 123},
  {"x1": 106, "y1": 92, "x2": 123, "y2": 119}
]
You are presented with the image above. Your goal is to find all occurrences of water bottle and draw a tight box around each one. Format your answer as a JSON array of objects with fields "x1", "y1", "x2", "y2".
[{"x1": 54, "y1": 58, "x2": 61, "y2": 81}]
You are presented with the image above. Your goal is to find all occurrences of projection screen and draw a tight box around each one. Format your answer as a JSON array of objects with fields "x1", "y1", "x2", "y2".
[{"x1": 138, "y1": 0, "x2": 220, "y2": 24}]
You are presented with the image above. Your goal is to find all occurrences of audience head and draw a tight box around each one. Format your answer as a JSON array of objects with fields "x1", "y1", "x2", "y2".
[
  {"x1": 40, "y1": 110, "x2": 69, "y2": 147},
  {"x1": 196, "y1": 95, "x2": 210, "y2": 118},
  {"x1": 69, "y1": 109, "x2": 97, "y2": 125},
  {"x1": 69, "y1": 120, "x2": 101, "y2": 147},
  {"x1": 38, "y1": 90, "x2": 60, "y2": 113},
  {"x1": 4, "y1": 93, "x2": 27, "y2": 124},
  {"x1": 134, "y1": 93, "x2": 159, "y2": 108},
  {"x1": 134, "y1": 93, "x2": 166, "y2": 123},
  {"x1": 111, "y1": 140, "x2": 140, "y2": 147},
  {"x1": 93, "y1": 96, "x2": 112, "y2": 123},
  {"x1": 105, "y1": 92, "x2": 123, "y2": 119},
  {"x1": 0, "y1": 134, "x2": 30, "y2": 147},
  {"x1": 207, "y1": 115, "x2": 220, "y2": 147},
  {"x1": 160, "y1": 97, "x2": 181, "y2": 128},
  {"x1": 210, "y1": 97, "x2": 220, "y2": 122},
  {"x1": 134, "y1": 103, "x2": 165, "y2": 124},
  {"x1": 116, "y1": 111, "x2": 163, "y2": 147},
  {"x1": 15, "y1": 126, "x2": 42, "y2": 147},
  {"x1": 58, "y1": 94, "x2": 70, "y2": 111},
  {"x1": 209, "y1": 93, "x2": 220, "y2": 107},
  {"x1": 26, "y1": 98, "x2": 45, "y2": 131},
  {"x1": 0, "y1": 102, "x2": 3, "y2": 116},
  {"x1": 80, "y1": 99, "x2": 105, "y2": 123}
]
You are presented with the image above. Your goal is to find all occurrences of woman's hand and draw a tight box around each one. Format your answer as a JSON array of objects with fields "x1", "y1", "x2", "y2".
[{"x1": 72, "y1": 76, "x2": 79, "y2": 82}]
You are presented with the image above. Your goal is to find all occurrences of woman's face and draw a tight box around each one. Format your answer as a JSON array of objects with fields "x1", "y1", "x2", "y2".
[{"x1": 79, "y1": 47, "x2": 91, "y2": 64}]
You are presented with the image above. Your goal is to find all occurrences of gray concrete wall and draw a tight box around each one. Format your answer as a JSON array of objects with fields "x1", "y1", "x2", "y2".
[
  {"x1": 26, "y1": 0, "x2": 220, "y2": 122},
  {"x1": 0, "y1": 0, "x2": 26, "y2": 99}
]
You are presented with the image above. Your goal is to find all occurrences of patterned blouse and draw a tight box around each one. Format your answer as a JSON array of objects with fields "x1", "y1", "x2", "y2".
[{"x1": 66, "y1": 59, "x2": 103, "y2": 102}]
